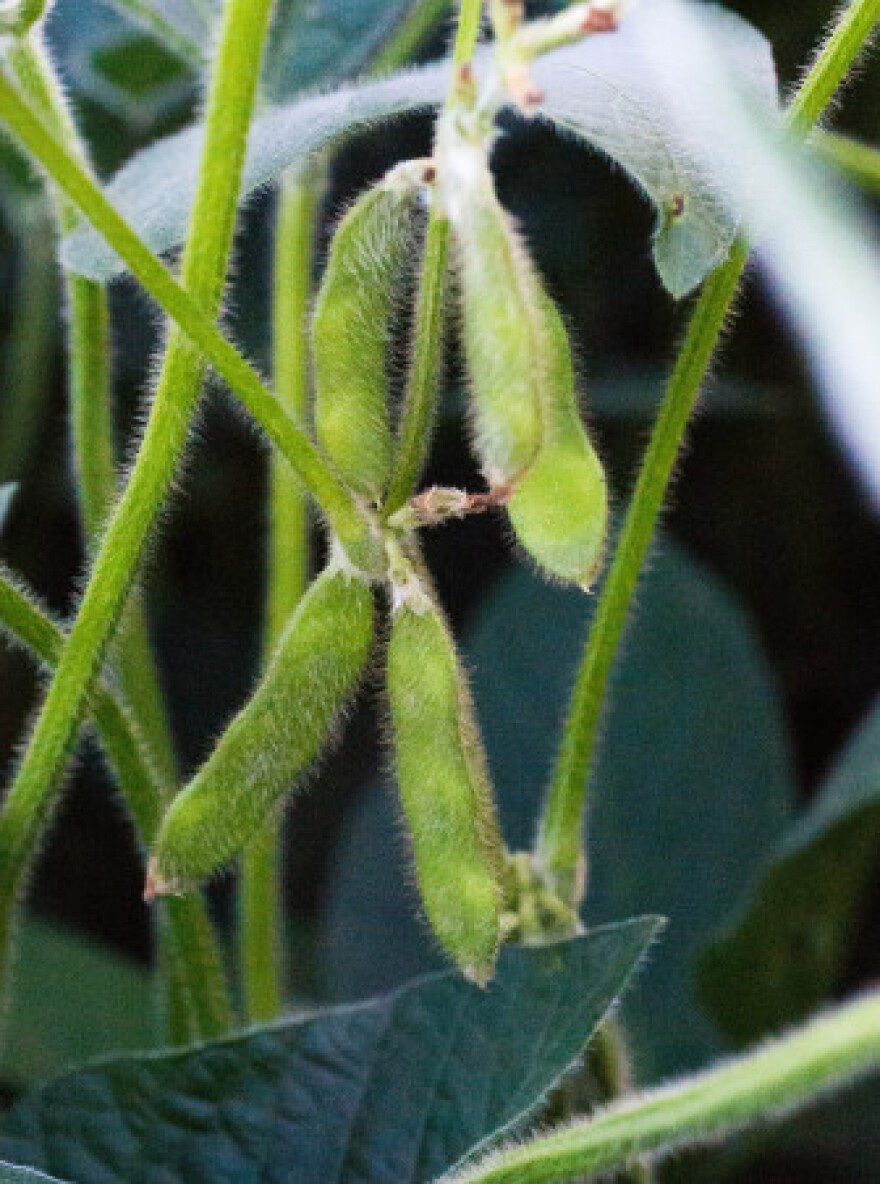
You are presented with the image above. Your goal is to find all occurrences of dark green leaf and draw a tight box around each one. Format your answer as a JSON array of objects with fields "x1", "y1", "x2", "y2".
[
  {"x1": 264, "y1": 0, "x2": 443, "y2": 102},
  {"x1": 700, "y1": 694, "x2": 880, "y2": 1044},
  {"x1": 62, "y1": 4, "x2": 776, "y2": 292},
  {"x1": 1, "y1": 923, "x2": 658, "y2": 1183},
  {"x1": 0, "y1": 1164, "x2": 71, "y2": 1184},
  {"x1": 0, "y1": 920, "x2": 155, "y2": 1089},
  {"x1": 323, "y1": 542, "x2": 795, "y2": 1080}
]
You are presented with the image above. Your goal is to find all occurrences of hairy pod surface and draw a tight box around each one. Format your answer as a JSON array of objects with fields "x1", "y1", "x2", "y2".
[
  {"x1": 444, "y1": 136, "x2": 544, "y2": 485},
  {"x1": 149, "y1": 564, "x2": 374, "y2": 892},
  {"x1": 386, "y1": 585, "x2": 504, "y2": 984},
  {"x1": 312, "y1": 172, "x2": 415, "y2": 500},
  {"x1": 507, "y1": 291, "x2": 608, "y2": 587}
]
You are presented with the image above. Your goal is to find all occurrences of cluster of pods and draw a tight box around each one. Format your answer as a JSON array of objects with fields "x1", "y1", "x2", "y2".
[{"x1": 147, "y1": 17, "x2": 612, "y2": 985}]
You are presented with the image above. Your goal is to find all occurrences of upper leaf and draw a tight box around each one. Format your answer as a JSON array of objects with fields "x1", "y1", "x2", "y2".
[
  {"x1": 0, "y1": 1165, "x2": 71, "y2": 1184},
  {"x1": 700, "y1": 694, "x2": 880, "y2": 1044},
  {"x1": 1, "y1": 923, "x2": 658, "y2": 1184},
  {"x1": 62, "y1": 3, "x2": 777, "y2": 294}
]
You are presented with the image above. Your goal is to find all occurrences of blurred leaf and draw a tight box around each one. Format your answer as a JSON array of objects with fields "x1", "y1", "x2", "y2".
[
  {"x1": 1, "y1": 923, "x2": 659, "y2": 1183},
  {"x1": 0, "y1": 485, "x2": 16, "y2": 535},
  {"x1": 100, "y1": 0, "x2": 209, "y2": 65},
  {"x1": 264, "y1": 0, "x2": 445, "y2": 102},
  {"x1": 0, "y1": 141, "x2": 42, "y2": 222},
  {"x1": 62, "y1": 4, "x2": 775, "y2": 289},
  {"x1": 636, "y1": 0, "x2": 880, "y2": 507},
  {"x1": 700, "y1": 694, "x2": 880, "y2": 1045},
  {"x1": 0, "y1": 1166, "x2": 71, "y2": 1183},
  {"x1": 322, "y1": 541, "x2": 795, "y2": 1081},
  {"x1": 0, "y1": 920, "x2": 155, "y2": 1089}
]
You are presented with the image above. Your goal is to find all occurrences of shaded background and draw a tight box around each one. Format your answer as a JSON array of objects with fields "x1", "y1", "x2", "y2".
[{"x1": 1, "y1": 0, "x2": 879, "y2": 1178}]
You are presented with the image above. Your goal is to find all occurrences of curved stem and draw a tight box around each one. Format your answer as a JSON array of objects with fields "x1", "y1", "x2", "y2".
[
  {"x1": 0, "y1": 0, "x2": 277, "y2": 1022},
  {"x1": 239, "y1": 166, "x2": 323, "y2": 1024},
  {"x1": 384, "y1": 212, "x2": 450, "y2": 517},
  {"x1": 537, "y1": 0, "x2": 880, "y2": 905},
  {"x1": 0, "y1": 567, "x2": 232, "y2": 1037},
  {"x1": 0, "y1": 72, "x2": 376, "y2": 565},
  {"x1": 445, "y1": 991, "x2": 880, "y2": 1183}
]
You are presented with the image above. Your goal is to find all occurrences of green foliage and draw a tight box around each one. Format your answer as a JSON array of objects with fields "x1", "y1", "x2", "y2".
[
  {"x1": 0, "y1": 925, "x2": 659, "y2": 1183},
  {"x1": 701, "y1": 694, "x2": 880, "y2": 1043},
  {"x1": 151, "y1": 566, "x2": 375, "y2": 890}
]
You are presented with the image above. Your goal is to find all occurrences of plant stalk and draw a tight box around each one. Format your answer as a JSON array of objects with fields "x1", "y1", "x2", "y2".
[
  {"x1": 239, "y1": 166, "x2": 323, "y2": 1024},
  {"x1": 445, "y1": 991, "x2": 880, "y2": 1183},
  {"x1": 0, "y1": 568, "x2": 232, "y2": 1038},
  {"x1": 813, "y1": 129, "x2": 880, "y2": 195},
  {"x1": 537, "y1": 0, "x2": 880, "y2": 905},
  {"x1": 0, "y1": 0, "x2": 277, "y2": 1021}
]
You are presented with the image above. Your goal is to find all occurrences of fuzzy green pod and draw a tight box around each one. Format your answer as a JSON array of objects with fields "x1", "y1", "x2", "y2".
[
  {"x1": 444, "y1": 138, "x2": 544, "y2": 485},
  {"x1": 148, "y1": 563, "x2": 374, "y2": 894},
  {"x1": 386, "y1": 581, "x2": 505, "y2": 984},
  {"x1": 312, "y1": 166, "x2": 417, "y2": 500},
  {"x1": 507, "y1": 292, "x2": 608, "y2": 587}
]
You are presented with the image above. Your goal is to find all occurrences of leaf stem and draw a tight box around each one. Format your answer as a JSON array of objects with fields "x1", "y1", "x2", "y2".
[
  {"x1": 537, "y1": 0, "x2": 880, "y2": 905},
  {"x1": 0, "y1": 72, "x2": 377, "y2": 566},
  {"x1": 0, "y1": 567, "x2": 232, "y2": 1038},
  {"x1": 813, "y1": 129, "x2": 880, "y2": 195},
  {"x1": 239, "y1": 166, "x2": 323, "y2": 1024},
  {"x1": 445, "y1": 991, "x2": 880, "y2": 1183},
  {"x1": 0, "y1": 0, "x2": 277, "y2": 1020}
]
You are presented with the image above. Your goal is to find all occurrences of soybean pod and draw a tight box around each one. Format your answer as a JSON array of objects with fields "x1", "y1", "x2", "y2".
[
  {"x1": 312, "y1": 163, "x2": 420, "y2": 500},
  {"x1": 386, "y1": 576, "x2": 505, "y2": 985},
  {"x1": 148, "y1": 562, "x2": 374, "y2": 894},
  {"x1": 442, "y1": 131, "x2": 544, "y2": 485},
  {"x1": 507, "y1": 290, "x2": 608, "y2": 588}
]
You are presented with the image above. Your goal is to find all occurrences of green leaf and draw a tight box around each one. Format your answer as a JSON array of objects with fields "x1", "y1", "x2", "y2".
[
  {"x1": 264, "y1": 0, "x2": 443, "y2": 102},
  {"x1": 0, "y1": 923, "x2": 659, "y2": 1183},
  {"x1": 0, "y1": 1165, "x2": 71, "y2": 1184},
  {"x1": 700, "y1": 694, "x2": 880, "y2": 1045},
  {"x1": 0, "y1": 920, "x2": 155, "y2": 1090},
  {"x1": 636, "y1": 0, "x2": 880, "y2": 506},
  {"x1": 62, "y1": 4, "x2": 776, "y2": 291},
  {"x1": 323, "y1": 542, "x2": 795, "y2": 1080},
  {"x1": 0, "y1": 485, "x2": 17, "y2": 534}
]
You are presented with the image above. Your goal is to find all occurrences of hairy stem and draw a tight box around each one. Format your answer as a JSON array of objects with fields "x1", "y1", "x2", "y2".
[
  {"x1": 0, "y1": 205, "x2": 56, "y2": 484},
  {"x1": 384, "y1": 210, "x2": 450, "y2": 516},
  {"x1": 446, "y1": 992, "x2": 880, "y2": 1183},
  {"x1": 813, "y1": 128, "x2": 880, "y2": 194},
  {"x1": 239, "y1": 166, "x2": 323, "y2": 1024},
  {"x1": 0, "y1": 0, "x2": 277, "y2": 1021},
  {"x1": 537, "y1": 0, "x2": 880, "y2": 904},
  {"x1": 7, "y1": 34, "x2": 179, "y2": 788},
  {"x1": 0, "y1": 72, "x2": 376, "y2": 564},
  {"x1": 0, "y1": 568, "x2": 232, "y2": 1037}
]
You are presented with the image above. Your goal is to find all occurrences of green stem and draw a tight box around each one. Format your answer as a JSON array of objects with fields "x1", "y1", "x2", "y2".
[
  {"x1": 0, "y1": 71, "x2": 376, "y2": 565},
  {"x1": 0, "y1": 0, "x2": 277, "y2": 1022},
  {"x1": 787, "y1": 0, "x2": 880, "y2": 135},
  {"x1": 537, "y1": 0, "x2": 880, "y2": 905},
  {"x1": 384, "y1": 212, "x2": 450, "y2": 517},
  {"x1": 445, "y1": 991, "x2": 880, "y2": 1183},
  {"x1": 0, "y1": 567, "x2": 232, "y2": 1037},
  {"x1": 239, "y1": 167, "x2": 323, "y2": 1024},
  {"x1": 813, "y1": 129, "x2": 880, "y2": 195},
  {"x1": 0, "y1": 205, "x2": 56, "y2": 484},
  {"x1": 452, "y1": 0, "x2": 484, "y2": 65},
  {"x1": 0, "y1": 0, "x2": 48, "y2": 36}
]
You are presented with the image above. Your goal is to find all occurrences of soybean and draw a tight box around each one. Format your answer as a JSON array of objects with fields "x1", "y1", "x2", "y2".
[
  {"x1": 149, "y1": 563, "x2": 374, "y2": 893},
  {"x1": 447, "y1": 143, "x2": 544, "y2": 485},
  {"x1": 507, "y1": 291, "x2": 607, "y2": 587},
  {"x1": 312, "y1": 171, "x2": 415, "y2": 500},
  {"x1": 386, "y1": 582, "x2": 504, "y2": 984}
]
